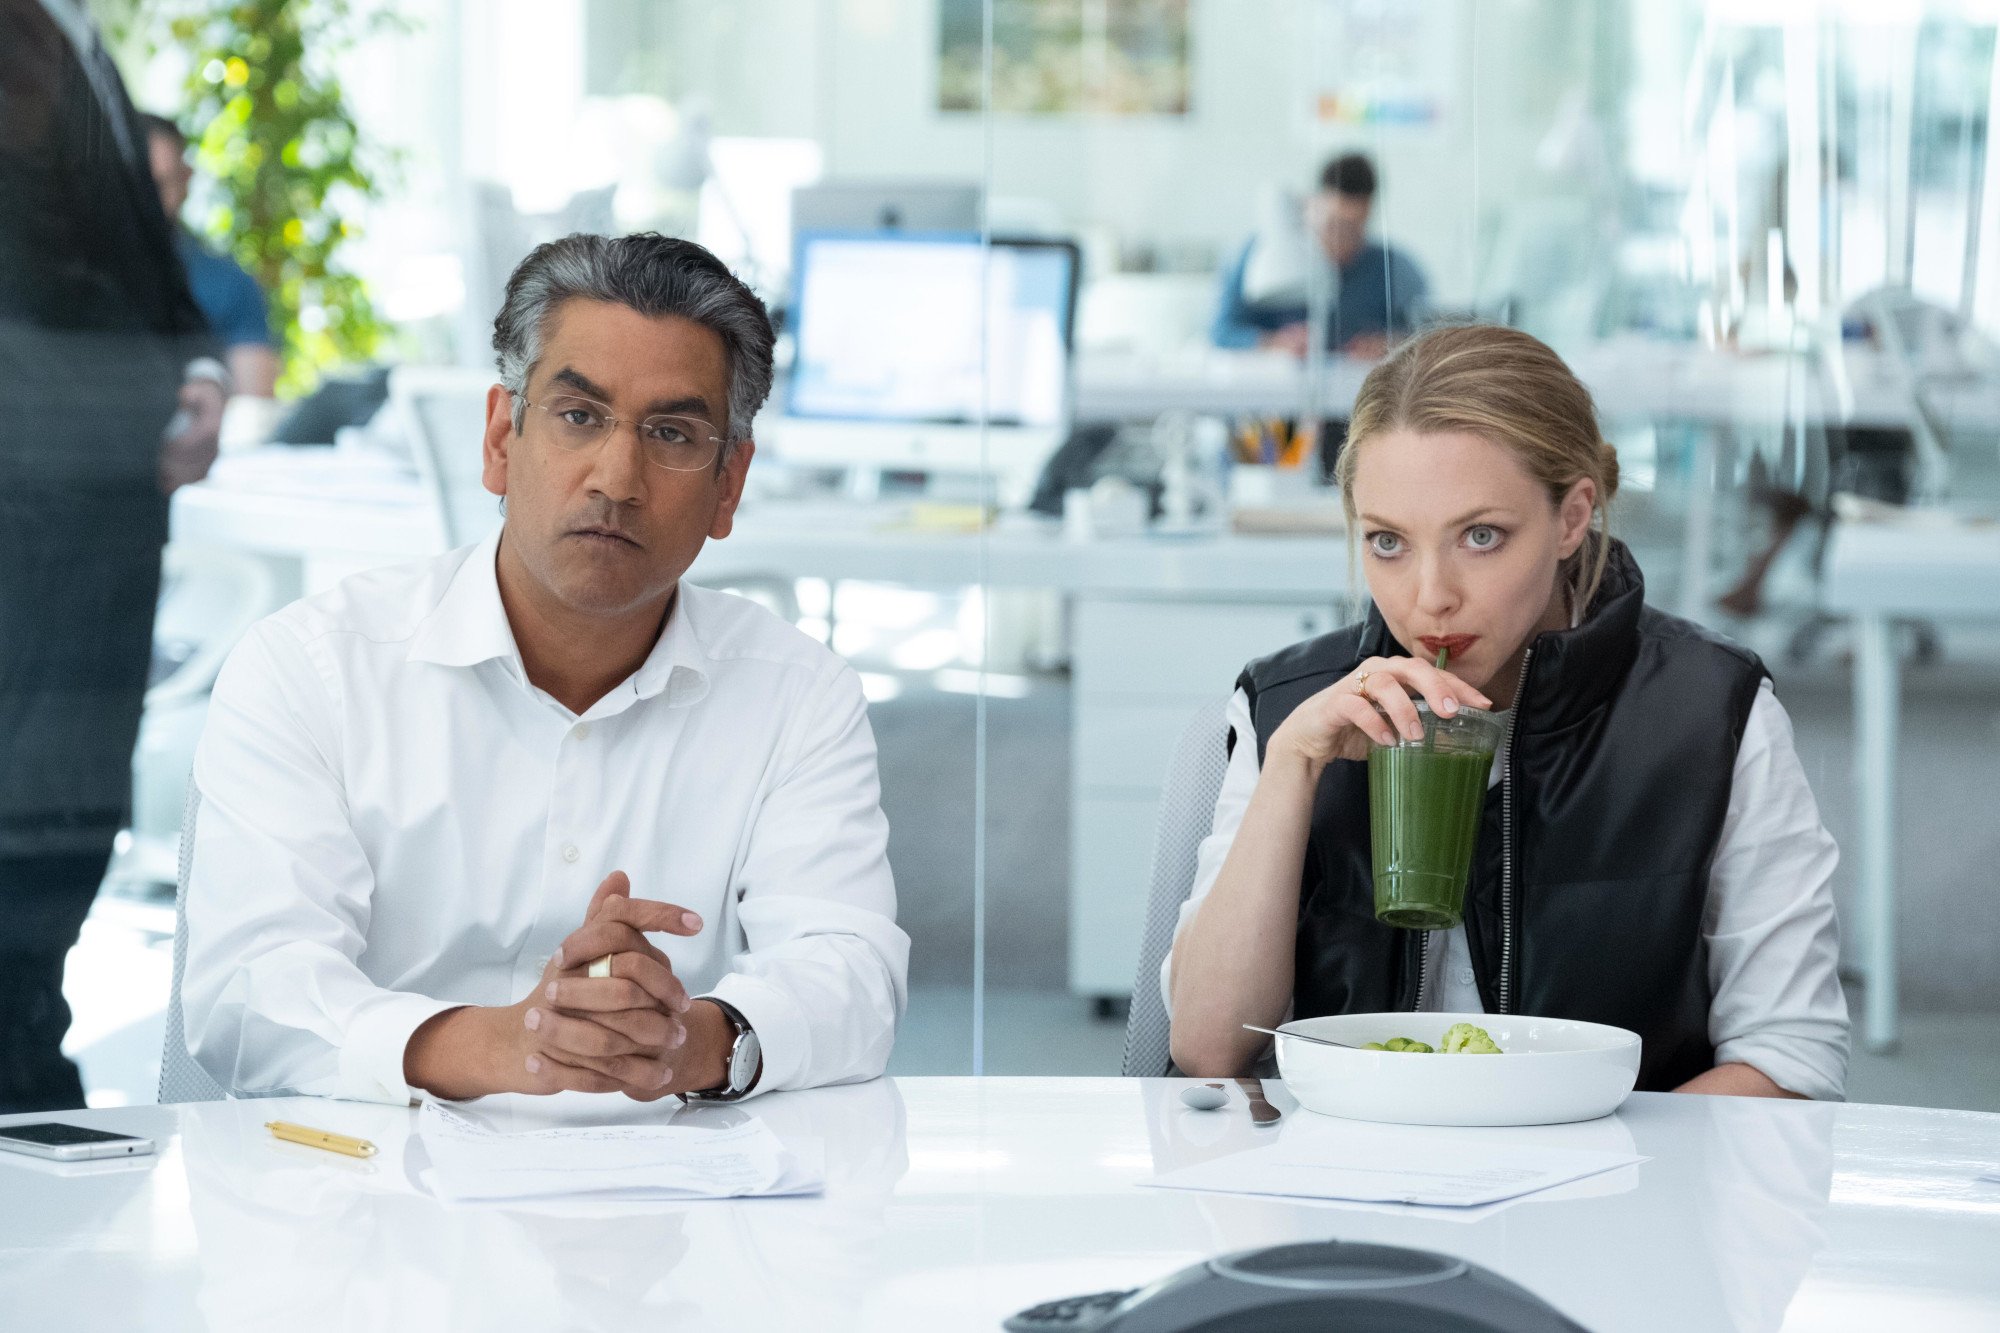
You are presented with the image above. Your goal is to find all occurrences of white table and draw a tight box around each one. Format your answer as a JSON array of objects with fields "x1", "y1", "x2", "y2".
[
  {"x1": 1822, "y1": 518, "x2": 2000, "y2": 1053},
  {"x1": 3, "y1": 1079, "x2": 1997, "y2": 1330}
]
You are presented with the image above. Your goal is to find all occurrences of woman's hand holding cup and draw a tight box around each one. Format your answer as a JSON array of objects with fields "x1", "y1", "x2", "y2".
[{"x1": 1271, "y1": 655, "x2": 1493, "y2": 769}]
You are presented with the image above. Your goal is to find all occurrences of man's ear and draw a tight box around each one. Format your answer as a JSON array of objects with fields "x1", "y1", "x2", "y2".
[
  {"x1": 480, "y1": 384, "x2": 514, "y2": 498},
  {"x1": 708, "y1": 439, "x2": 756, "y2": 540},
  {"x1": 1557, "y1": 476, "x2": 1598, "y2": 559}
]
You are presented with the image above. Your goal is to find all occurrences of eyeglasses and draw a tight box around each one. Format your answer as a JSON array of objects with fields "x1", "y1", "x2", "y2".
[{"x1": 518, "y1": 394, "x2": 726, "y2": 472}]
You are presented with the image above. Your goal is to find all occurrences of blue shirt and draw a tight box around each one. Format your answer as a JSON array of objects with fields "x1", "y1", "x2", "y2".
[
  {"x1": 175, "y1": 229, "x2": 272, "y2": 349},
  {"x1": 1210, "y1": 237, "x2": 1429, "y2": 350}
]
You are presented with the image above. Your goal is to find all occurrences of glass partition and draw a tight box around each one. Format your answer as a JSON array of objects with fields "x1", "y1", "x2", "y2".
[
  {"x1": 970, "y1": 0, "x2": 2000, "y2": 1084},
  {"x1": 31, "y1": 0, "x2": 2000, "y2": 1111}
]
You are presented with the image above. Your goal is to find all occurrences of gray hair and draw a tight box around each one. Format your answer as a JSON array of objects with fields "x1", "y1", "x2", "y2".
[{"x1": 491, "y1": 232, "x2": 775, "y2": 446}]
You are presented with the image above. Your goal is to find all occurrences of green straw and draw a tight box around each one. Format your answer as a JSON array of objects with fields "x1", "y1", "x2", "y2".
[{"x1": 1428, "y1": 647, "x2": 1448, "y2": 750}]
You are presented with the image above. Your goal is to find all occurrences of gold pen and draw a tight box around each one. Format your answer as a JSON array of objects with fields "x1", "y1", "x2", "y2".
[{"x1": 265, "y1": 1121, "x2": 378, "y2": 1159}]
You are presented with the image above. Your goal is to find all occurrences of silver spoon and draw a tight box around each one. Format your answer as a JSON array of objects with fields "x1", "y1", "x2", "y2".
[
  {"x1": 1178, "y1": 1082, "x2": 1228, "y2": 1111},
  {"x1": 1241, "y1": 1024, "x2": 1366, "y2": 1050}
]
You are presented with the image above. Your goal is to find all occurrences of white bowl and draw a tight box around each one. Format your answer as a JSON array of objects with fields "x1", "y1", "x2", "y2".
[{"x1": 1273, "y1": 1011, "x2": 1641, "y2": 1127}]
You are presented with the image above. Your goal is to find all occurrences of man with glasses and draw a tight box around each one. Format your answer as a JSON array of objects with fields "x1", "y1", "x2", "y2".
[{"x1": 181, "y1": 234, "x2": 908, "y2": 1105}]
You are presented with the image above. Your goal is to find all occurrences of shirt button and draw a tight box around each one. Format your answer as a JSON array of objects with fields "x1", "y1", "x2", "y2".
[
  {"x1": 573, "y1": 722, "x2": 591, "y2": 740},
  {"x1": 562, "y1": 843, "x2": 580, "y2": 863},
  {"x1": 535, "y1": 955, "x2": 550, "y2": 971},
  {"x1": 1457, "y1": 968, "x2": 1476, "y2": 986}
]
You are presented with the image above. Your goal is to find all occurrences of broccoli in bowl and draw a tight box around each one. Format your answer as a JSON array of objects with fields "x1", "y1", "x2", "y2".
[{"x1": 1362, "y1": 1022, "x2": 1503, "y2": 1054}]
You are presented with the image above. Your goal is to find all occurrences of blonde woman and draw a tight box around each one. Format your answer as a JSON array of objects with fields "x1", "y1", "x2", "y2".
[{"x1": 1166, "y1": 325, "x2": 1848, "y2": 1098}]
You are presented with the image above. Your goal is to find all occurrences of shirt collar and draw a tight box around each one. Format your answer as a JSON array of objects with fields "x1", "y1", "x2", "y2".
[
  {"x1": 407, "y1": 530, "x2": 712, "y2": 710},
  {"x1": 406, "y1": 530, "x2": 518, "y2": 672},
  {"x1": 633, "y1": 582, "x2": 712, "y2": 708}
]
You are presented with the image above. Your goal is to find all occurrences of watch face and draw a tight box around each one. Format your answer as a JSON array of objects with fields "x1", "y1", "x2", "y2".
[{"x1": 730, "y1": 1029, "x2": 762, "y2": 1093}]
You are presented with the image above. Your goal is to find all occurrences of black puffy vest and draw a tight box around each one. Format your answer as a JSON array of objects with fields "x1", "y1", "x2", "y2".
[{"x1": 1238, "y1": 541, "x2": 1767, "y2": 1091}]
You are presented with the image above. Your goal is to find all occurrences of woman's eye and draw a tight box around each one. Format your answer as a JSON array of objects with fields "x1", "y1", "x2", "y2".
[
  {"x1": 1367, "y1": 531, "x2": 1403, "y2": 556},
  {"x1": 1465, "y1": 525, "x2": 1502, "y2": 550}
]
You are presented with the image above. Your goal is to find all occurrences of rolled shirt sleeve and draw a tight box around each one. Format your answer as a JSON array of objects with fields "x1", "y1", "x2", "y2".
[
  {"x1": 1704, "y1": 682, "x2": 1851, "y2": 1100},
  {"x1": 712, "y1": 660, "x2": 909, "y2": 1097},
  {"x1": 183, "y1": 623, "x2": 456, "y2": 1104}
]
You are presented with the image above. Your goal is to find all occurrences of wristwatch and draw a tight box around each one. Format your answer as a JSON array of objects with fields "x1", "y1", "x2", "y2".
[{"x1": 685, "y1": 997, "x2": 761, "y2": 1102}]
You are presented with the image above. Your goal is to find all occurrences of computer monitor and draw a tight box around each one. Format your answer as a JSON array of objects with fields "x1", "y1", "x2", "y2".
[
  {"x1": 774, "y1": 231, "x2": 1080, "y2": 503},
  {"x1": 790, "y1": 179, "x2": 982, "y2": 236}
]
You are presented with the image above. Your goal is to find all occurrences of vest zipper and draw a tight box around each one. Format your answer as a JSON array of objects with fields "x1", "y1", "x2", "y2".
[
  {"x1": 1414, "y1": 932, "x2": 1431, "y2": 1011},
  {"x1": 1498, "y1": 647, "x2": 1533, "y2": 1015}
]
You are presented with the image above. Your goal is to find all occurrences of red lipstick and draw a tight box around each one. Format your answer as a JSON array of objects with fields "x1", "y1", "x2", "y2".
[{"x1": 1419, "y1": 635, "x2": 1479, "y2": 659}]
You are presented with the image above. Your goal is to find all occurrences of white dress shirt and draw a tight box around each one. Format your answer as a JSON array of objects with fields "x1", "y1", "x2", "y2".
[
  {"x1": 183, "y1": 531, "x2": 910, "y2": 1105},
  {"x1": 1165, "y1": 681, "x2": 1851, "y2": 1099}
]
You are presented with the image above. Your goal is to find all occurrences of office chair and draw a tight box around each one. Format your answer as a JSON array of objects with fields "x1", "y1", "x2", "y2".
[
  {"x1": 1119, "y1": 699, "x2": 1232, "y2": 1077},
  {"x1": 159, "y1": 784, "x2": 228, "y2": 1104},
  {"x1": 388, "y1": 364, "x2": 502, "y2": 550},
  {"x1": 113, "y1": 546, "x2": 284, "y2": 894}
]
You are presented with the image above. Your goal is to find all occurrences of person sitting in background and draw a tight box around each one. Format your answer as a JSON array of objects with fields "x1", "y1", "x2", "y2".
[
  {"x1": 1166, "y1": 323, "x2": 1848, "y2": 1100},
  {"x1": 141, "y1": 112, "x2": 280, "y2": 397},
  {"x1": 1211, "y1": 152, "x2": 1429, "y2": 361},
  {"x1": 182, "y1": 233, "x2": 909, "y2": 1105}
]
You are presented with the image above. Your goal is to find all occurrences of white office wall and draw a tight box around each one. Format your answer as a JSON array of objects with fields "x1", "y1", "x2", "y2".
[
  {"x1": 628, "y1": 0, "x2": 1605, "y2": 303},
  {"x1": 305, "y1": 0, "x2": 1615, "y2": 346}
]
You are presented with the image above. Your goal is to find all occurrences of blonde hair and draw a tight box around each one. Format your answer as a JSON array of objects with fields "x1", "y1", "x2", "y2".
[{"x1": 1333, "y1": 324, "x2": 1621, "y2": 613}]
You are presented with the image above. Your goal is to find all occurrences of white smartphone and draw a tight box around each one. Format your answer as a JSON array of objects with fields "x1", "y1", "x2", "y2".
[{"x1": 0, "y1": 1122, "x2": 157, "y2": 1162}]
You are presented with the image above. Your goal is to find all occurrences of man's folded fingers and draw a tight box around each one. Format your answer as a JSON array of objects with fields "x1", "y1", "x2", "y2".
[
  {"x1": 554, "y1": 920, "x2": 656, "y2": 969},
  {"x1": 550, "y1": 953, "x2": 691, "y2": 1015},
  {"x1": 595, "y1": 894, "x2": 704, "y2": 937},
  {"x1": 544, "y1": 973, "x2": 652, "y2": 1013},
  {"x1": 613, "y1": 952, "x2": 692, "y2": 1013},
  {"x1": 574, "y1": 1006, "x2": 683, "y2": 1050},
  {"x1": 522, "y1": 1050, "x2": 625, "y2": 1095},
  {"x1": 555, "y1": 1048, "x2": 675, "y2": 1091},
  {"x1": 529, "y1": 1007, "x2": 647, "y2": 1060}
]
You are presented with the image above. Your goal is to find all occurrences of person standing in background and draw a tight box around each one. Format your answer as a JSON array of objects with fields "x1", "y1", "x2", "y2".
[
  {"x1": 141, "y1": 112, "x2": 280, "y2": 399},
  {"x1": 0, "y1": 0, "x2": 225, "y2": 1111},
  {"x1": 1211, "y1": 152, "x2": 1430, "y2": 361}
]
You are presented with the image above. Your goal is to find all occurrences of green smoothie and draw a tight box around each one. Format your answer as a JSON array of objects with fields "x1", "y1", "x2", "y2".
[{"x1": 1367, "y1": 704, "x2": 1502, "y2": 930}]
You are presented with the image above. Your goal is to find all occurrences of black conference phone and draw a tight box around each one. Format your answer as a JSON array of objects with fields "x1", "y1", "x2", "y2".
[{"x1": 1003, "y1": 1240, "x2": 1587, "y2": 1332}]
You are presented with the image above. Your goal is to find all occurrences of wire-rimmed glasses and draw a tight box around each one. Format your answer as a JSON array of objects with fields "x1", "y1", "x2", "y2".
[{"x1": 519, "y1": 394, "x2": 726, "y2": 472}]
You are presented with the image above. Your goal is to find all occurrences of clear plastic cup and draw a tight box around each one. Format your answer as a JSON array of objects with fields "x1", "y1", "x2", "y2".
[{"x1": 1367, "y1": 701, "x2": 1505, "y2": 930}]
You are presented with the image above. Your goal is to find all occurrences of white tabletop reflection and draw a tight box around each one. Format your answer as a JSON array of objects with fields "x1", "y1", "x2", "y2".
[{"x1": 2, "y1": 1078, "x2": 1997, "y2": 1331}]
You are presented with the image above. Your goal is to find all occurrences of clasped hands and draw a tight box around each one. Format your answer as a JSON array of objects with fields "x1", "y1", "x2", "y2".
[{"x1": 405, "y1": 870, "x2": 714, "y2": 1102}]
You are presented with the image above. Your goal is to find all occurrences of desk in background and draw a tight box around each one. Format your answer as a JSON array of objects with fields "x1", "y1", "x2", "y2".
[
  {"x1": 1823, "y1": 516, "x2": 2000, "y2": 1053},
  {"x1": 1075, "y1": 338, "x2": 2000, "y2": 429},
  {"x1": 3, "y1": 1079, "x2": 1997, "y2": 1330},
  {"x1": 1079, "y1": 339, "x2": 2000, "y2": 623}
]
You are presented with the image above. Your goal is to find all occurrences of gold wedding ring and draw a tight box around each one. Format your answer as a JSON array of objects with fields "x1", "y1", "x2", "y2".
[
  {"x1": 1355, "y1": 671, "x2": 1374, "y2": 698},
  {"x1": 588, "y1": 955, "x2": 613, "y2": 978}
]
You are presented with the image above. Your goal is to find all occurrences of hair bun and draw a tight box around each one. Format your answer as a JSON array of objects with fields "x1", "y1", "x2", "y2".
[{"x1": 1597, "y1": 440, "x2": 1621, "y2": 501}]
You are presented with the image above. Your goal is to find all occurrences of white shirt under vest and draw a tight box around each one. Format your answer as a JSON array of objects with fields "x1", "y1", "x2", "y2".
[{"x1": 1166, "y1": 683, "x2": 1850, "y2": 1100}]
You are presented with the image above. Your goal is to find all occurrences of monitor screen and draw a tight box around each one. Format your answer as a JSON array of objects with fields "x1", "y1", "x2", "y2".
[{"x1": 788, "y1": 233, "x2": 1077, "y2": 428}]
